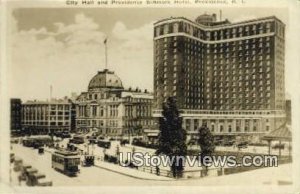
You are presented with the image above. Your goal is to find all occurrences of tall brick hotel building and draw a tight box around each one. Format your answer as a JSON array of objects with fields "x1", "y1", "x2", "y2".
[{"x1": 153, "y1": 13, "x2": 286, "y2": 142}]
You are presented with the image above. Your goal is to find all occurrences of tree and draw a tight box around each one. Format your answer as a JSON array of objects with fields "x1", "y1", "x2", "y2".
[
  {"x1": 156, "y1": 97, "x2": 187, "y2": 178},
  {"x1": 198, "y1": 123, "x2": 215, "y2": 169}
]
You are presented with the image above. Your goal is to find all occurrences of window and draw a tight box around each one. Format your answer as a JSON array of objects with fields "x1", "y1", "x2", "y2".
[
  {"x1": 173, "y1": 23, "x2": 179, "y2": 33},
  {"x1": 211, "y1": 124, "x2": 215, "y2": 132}
]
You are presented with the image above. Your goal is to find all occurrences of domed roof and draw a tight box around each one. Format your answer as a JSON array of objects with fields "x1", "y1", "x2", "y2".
[{"x1": 88, "y1": 69, "x2": 123, "y2": 90}]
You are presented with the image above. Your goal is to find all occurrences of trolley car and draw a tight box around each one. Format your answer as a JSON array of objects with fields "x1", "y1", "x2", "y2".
[
  {"x1": 51, "y1": 150, "x2": 80, "y2": 176},
  {"x1": 23, "y1": 136, "x2": 52, "y2": 148}
]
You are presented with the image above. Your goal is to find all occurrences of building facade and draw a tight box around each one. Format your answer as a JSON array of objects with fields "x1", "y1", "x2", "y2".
[
  {"x1": 10, "y1": 98, "x2": 22, "y2": 132},
  {"x1": 21, "y1": 99, "x2": 75, "y2": 135},
  {"x1": 153, "y1": 14, "x2": 286, "y2": 142},
  {"x1": 76, "y1": 69, "x2": 154, "y2": 137}
]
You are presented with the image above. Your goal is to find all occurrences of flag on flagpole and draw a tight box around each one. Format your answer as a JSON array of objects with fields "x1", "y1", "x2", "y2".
[{"x1": 104, "y1": 38, "x2": 107, "y2": 44}]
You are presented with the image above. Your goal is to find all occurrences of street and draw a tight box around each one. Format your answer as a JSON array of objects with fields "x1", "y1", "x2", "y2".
[{"x1": 11, "y1": 144, "x2": 166, "y2": 186}]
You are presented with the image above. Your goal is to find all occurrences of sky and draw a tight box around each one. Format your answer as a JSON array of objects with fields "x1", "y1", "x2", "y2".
[{"x1": 8, "y1": 7, "x2": 290, "y2": 101}]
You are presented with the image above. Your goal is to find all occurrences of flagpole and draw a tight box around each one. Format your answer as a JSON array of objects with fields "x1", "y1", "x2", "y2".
[{"x1": 104, "y1": 38, "x2": 108, "y2": 69}]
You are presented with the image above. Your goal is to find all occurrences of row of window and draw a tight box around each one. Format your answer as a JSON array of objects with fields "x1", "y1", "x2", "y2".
[
  {"x1": 180, "y1": 105, "x2": 273, "y2": 110},
  {"x1": 77, "y1": 119, "x2": 118, "y2": 127},
  {"x1": 76, "y1": 119, "x2": 153, "y2": 128},
  {"x1": 22, "y1": 121, "x2": 70, "y2": 126},
  {"x1": 155, "y1": 20, "x2": 276, "y2": 41},
  {"x1": 23, "y1": 116, "x2": 70, "y2": 120}
]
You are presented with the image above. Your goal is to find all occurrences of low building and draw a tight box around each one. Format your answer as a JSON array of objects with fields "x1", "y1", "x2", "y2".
[
  {"x1": 75, "y1": 69, "x2": 154, "y2": 138},
  {"x1": 21, "y1": 99, "x2": 76, "y2": 135},
  {"x1": 10, "y1": 98, "x2": 22, "y2": 133}
]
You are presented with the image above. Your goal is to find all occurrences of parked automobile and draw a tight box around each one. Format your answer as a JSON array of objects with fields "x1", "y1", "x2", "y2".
[
  {"x1": 273, "y1": 143, "x2": 285, "y2": 149},
  {"x1": 188, "y1": 139, "x2": 197, "y2": 146},
  {"x1": 214, "y1": 140, "x2": 223, "y2": 146},
  {"x1": 120, "y1": 139, "x2": 129, "y2": 146},
  {"x1": 97, "y1": 140, "x2": 111, "y2": 149},
  {"x1": 38, "y1": 147, "x2": 44, "y2": 154},
  {"x1": 69, "y1": 135, "x2": 84, "y2": 144},
  {"x1": 25, "y1": 167, "x2": 38, "y2": 186},
  {"x1": 10, "y1": 153, "x2": 15, "y2": 163},
  {"x1": 36, "y1": 178, "x2": 53, "y2": 186},
  {"x1": 11, "y1": 138, "x2": 19, "y2": 144},
  {"x1": 82, "y1": 155, "x2": 95, "y2": 167},
  {"x1": 27, "y1": 172, "x2": 46, "y2": 186},
  {"x1": 33, "y1": 142, "x2": 43, "y2": 149},
  {"x1": 53, "y1": 132, "x2": 63, "y2": 138},
  {"x1": 237, "y1": 141, "x2": 248, "y2": 149},
  {"x1": 88, "y1": 137, "x2": 97, "y2": 144},
  {"x1": 13, "y1": 157, "x2": 23, "y2": 172},
  {"x1": 61, "y1": 132, "x2": 71, "y2": 138},
  {"x1": 223, "y1": 141, "x2": 235, "y2": 147},
  {"x1": 67, "y1": 143, "x2": 78, "y2": 152}
]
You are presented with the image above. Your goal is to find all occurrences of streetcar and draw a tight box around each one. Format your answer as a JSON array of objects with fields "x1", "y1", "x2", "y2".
[
  {"x1": 51, "y1": 150, "x2": 80, "y2": 176},
  {"x1": 22, "y1": 136, "x2": 52, "y2": 147}
]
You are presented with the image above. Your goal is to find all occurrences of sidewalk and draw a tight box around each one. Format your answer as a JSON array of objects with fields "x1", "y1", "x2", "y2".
[{"x1": 93, "y1": 159, "x2": 173, "y2": 181}]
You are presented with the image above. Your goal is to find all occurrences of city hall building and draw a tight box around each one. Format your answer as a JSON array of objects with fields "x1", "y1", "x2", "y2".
[
  {"x1": 153, "y1": 13, "x2": 286, "y2": 142},
  {"x1": 75, "y1": 69, "x2": 154, "y2": 137},
  {"x1": 21, "y1": 99, "x2": 76, "y2": 134}
]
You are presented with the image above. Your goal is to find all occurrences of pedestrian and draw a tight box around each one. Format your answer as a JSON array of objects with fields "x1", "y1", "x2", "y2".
[
  {"x1": 156, "y1": 166, "x2": 160, "y2": 176},
  {"x1": 18, "y1": 175, "x2": 22, "y2": 186}
]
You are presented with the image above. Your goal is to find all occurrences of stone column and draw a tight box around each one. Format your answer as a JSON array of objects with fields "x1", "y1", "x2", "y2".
[
  {"x1": 224, "y1": 119, "x2": 228, "y2": 133},
  {"x1": 190, "y1": 118, "x2": 195, "y2": 132},
  {"x1": 261, "y1": 118, "x2": 266, "y2": 132},
  {"x1": 232, "y1": 119, "x2": 236, "y2": 133},
  {"x1": 199, "y1": 119, "x2": 203, "y2": 127},
  {"x1": 182, "y1": 118, "x2": 186, "y2": 130},
  {"x1": 241, "y1": 119, "x2": 245, "y2": 133},
  {"x1": 249, "y1": 119, "x2": 254, "y2": 133},
  {"x1": 215, "y1": 119, "x2": 219, "y2": 133}
]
